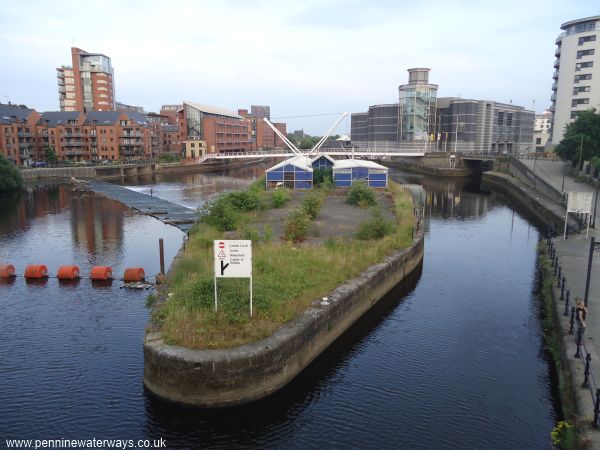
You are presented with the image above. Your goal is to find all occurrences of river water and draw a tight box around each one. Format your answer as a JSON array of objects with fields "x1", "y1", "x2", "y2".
[{"x1": 0, "y1": 166, "x2": 558, "y2": 449}]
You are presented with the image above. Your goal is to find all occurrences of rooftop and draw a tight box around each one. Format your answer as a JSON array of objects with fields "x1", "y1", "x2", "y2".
[{"x1": 183, "y1": 101, "x2": 242, "y2": 119}]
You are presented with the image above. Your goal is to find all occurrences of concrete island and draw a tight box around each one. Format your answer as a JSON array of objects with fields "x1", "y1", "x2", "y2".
[{"x1": 143, "y1": 166, "x2": 424, "y2": 407}]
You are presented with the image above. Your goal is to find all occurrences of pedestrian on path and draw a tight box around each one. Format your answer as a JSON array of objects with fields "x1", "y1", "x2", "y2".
[{"x1": 576, "y1": 297, "x2": 588, "y2": 332}]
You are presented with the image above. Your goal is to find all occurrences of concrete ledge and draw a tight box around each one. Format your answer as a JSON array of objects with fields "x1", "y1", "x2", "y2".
[
  {"x1": 481, "y1": 171, "x2": 574, "y2": 233},
  {"x1": 385, "y1": 160, "x2": 472, "y2": 177},
  {"x1": 144, "y1": 233, "x2": 424, "y2": 407}
]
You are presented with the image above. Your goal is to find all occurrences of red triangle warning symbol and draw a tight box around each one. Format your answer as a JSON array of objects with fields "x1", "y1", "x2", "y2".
[{"x1": 218, "y1": 250, "x2": 226, "y2": 259}]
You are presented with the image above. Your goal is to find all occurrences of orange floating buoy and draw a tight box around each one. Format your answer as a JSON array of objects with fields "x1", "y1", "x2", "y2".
[
  {"x1": 90, "y1": 266, "x2": 113, "y2": 280},
  {"x1": 0, "y1": 264, "x2": 16, "y2": 278},
  {"x1": 24, "y1": 264, "x2": 48, "y2": 279},
  {"x1": 123, "y1": 267, "x2": 145, "y2": 282},
  {"x1": 57, "y1": 265, "x2": 80, "y2": 280}
]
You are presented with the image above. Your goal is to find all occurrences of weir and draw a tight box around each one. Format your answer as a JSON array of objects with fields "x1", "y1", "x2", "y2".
[{"x1": 89, "y1": 180, "x2": 197, "y2": 232}]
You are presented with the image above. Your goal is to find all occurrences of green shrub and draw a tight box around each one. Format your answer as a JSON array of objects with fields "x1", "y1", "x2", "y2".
[
  {"x1": 550, "y1": 421, "x2": 576, "y2": 450},
  {"x1": 242, "y1": 226, "x2": 260, "y2": 242},
  {"x1": 355, "y1": 208, "x2": 395, "y2": 240},
  {"x1": 0, "y1": 154, "x2": 23, "y2": 192},
  {"x1": 302, "y1": 191, "x2": 323, "y2": 219},
  {"x1": 271, "y1": 188, "x2": 291, "y2": 208},
  {"x1": 158, "y1": 153, "x2": 179, "y2": 163},
  {"x1": 263, "y1": 224, "x2": 273, "y2": 242},
  {"x1": 284, "y1": 209, "x2": 311, "y2": 242},
  {"x1": 346, "y1": 182, "x2": 377, "y2": 208},
  {"x1": 226, "y1": 190, "x2": 260, "y2": 212},
  {"x1": 199, "y1": 196, "x2": 243, "y2": 231},
  {"x1": 313, "y1": 167, "x2": 333, "y2": 188}
]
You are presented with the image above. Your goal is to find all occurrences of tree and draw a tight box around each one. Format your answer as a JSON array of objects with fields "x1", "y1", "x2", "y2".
[
  {"x1": 0, "y1": 154, "x2": 24, "y2": 192},
  {"x1": 555, "y1": 109, "x2": 600, "y2": 170},
  {"x1": 44, "y1": 145, "x2": 57, "y2": 163}
]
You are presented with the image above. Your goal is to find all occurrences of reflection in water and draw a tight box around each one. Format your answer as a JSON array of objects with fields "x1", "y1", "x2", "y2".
[{"x1": 0, "y1": 168, "x2": 558, "y2": 449}]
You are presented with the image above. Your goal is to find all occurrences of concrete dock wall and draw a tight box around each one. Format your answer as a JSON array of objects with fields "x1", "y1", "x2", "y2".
[{"x1": 144, "y1": 233, "x2": 424, "y2": 407}]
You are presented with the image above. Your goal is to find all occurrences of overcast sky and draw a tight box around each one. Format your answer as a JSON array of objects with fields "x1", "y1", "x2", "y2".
[{"x1": 0, "y1": 0, "x2": 598, "y2": 134}]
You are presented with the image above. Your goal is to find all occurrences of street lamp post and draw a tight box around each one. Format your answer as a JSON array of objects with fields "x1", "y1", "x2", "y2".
[
  {"x1": 593, "y1": 171, "x2": 600, "y2": 228},
  {"x1": 584, "y1": 237, "x2": 600, "y2": 306}
]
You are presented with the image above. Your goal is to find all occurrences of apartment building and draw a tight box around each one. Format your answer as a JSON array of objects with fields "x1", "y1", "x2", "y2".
[
  {"x1": 534, "y1": 110, "x2": 552, "y2": 151},
  {"x1": 179, "y1": 101, "x2": 252, "y2": 154},
  {"x1": 238, "y1": 107, "x2": 286, "y2": 149},
  {"x1": 0, "y1": 103, "x2": 41, "y2": 166},
  {"x1": 550, "y1": 16, "x2": 600, "y2": 143},
  {"x1": 57, "y1": 47, "x2": 116, "y2": 113}
]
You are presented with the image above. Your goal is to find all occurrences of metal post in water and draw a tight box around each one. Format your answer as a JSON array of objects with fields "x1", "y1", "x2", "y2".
[
  {"x1": 159, "y1": 238, "x2": 165, "y2": 275},
  {"x1": 584, "y1": 354, "x2": 592, "y2": 388}
]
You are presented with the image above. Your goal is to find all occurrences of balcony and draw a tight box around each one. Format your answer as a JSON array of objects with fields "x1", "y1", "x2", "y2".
[
  {"x1": 120, "y1": 134, "x2": 142, "y2": 138},
  {"x1": 551, "y1": 93, "x2": 557, "y2": 101},
  {"x1": 549, "y1": 105, "x2": 556, "y2": 112},
  {"x1": 553, "y1": 58, "x2": 560, "y2": 68},
  {"x1": 65, "y1": 149, "x2": 85, "y2": 156},
  {"x1": 553, "y1": 70, "x2": 559, "y2": 79},
  {"x1": 552, "y1": 81, "x2": 558, "y2": 91},
  {"x1": 19, "y1": 142, "x2": 31, "y2": 149},
  {"x1": 20, "y1": 150, "x2": 30, "y2": 158},
  {"x1": 18, "y1": 132, "x2": 31, "y2": 138},
  {"x1": 58, "y1": 86, "x2": 66, "y2": 93},
  {"x1": 64, "y1": 141, "x2": 85, "y2": 147},
  {"x1": 64, "y1": 132, "x2": 84, "y2": 137},
  {"x1": 555, "y1": 47, "x2": 561, "y2": 57}
]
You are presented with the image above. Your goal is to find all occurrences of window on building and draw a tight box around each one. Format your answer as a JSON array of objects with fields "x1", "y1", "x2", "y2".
[
  {"x1": 573, "y1": 86, "x2": 591, "y2": 95},
  {"x1": 574, "y1": 73, "x2": 593, "y2": 83},
  {"x1": 571, "y1": 98, "x2": 590, "y2": 107},
  {"x1": 577, "y1": 49, "x2": 595, "y2": 59},
  {"x1": 570, "y1": 111, "x2": 582, "y2": 119},
  {"x1": 578, "y1": 35, "x2": 597, "y2": 45},
  {"x1": 497, "y1": 112, "x2": 504, "y2": 125},
  {"x1": 536, "y1": 138, "x2": 542, "y2": 145},
  {"x1": 576, "y1": 61, "x2": 594, "y2": 71},
  {"x1": 507, "y1": 113, "x2": 513, "y2": 126}
]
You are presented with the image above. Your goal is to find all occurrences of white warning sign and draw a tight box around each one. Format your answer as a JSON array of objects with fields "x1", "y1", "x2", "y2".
[{"x1": 213, "y1": 240, "x2": 252, "y2": 278}]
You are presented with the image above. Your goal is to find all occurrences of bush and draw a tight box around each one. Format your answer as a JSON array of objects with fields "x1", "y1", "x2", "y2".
[
  {"x1": 271, "y1": 188, "x2": 291, "y2": 208},
  {"x1": 284, "y1": 209, "x2": 311, "y2": 242},
  {"x1": 158, "y1": 153, "x2": 179, "y2": 163},
  {"x1": 355, "y1": 208, "x2": 395, "y2": 240},
  {"x1": 313, "y1": 167, "x2": 333, "y2": 188},
  {"x1": 199, "y1": 196, "x2": 243, "y2": 231},
  {"x1": 226, "y1": 190, "x2": 260, "y2": 212},
  {"x1": 302, "y1": 191, "x2": 323, "y2": 219},
  {"x1": 0, "y1": 154, "x2": 23, "y2": 192},
  {"x1": 346, "y1": 182, "x2": 377, "y2": 208}
]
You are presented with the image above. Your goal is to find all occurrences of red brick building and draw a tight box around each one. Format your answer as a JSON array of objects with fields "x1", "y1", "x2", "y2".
[
  {"x1": 57, "y1": 47, "x2": 115, "y2": 113},
  {"x1": 0, "y1": 103, "x2": 41, "y2": 166},
  {"x1": 238, "y1": 107, "x2": 286, "y2": 149},
  {"x1": 179, "y1": 101, "x2": 252, "y2": 154}
]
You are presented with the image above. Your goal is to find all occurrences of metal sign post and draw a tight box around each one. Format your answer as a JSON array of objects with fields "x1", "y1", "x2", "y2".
[
  {"x1": 564, "y1": 192, "x2": 594, "y2": 240},
  {"x1": 213, "y1": 240, "x2": 253, "y2": 316}
]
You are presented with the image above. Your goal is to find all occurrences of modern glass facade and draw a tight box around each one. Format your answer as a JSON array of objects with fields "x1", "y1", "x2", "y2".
[
  {"x1": 185, "y1": 104, "x2": 205, "y2": 139},
  {"x1": 398, "y1": 68, "x2": 438, "y2": 144}
]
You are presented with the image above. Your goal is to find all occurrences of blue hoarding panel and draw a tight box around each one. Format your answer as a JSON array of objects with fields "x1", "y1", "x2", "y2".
[
  {"x1": 335, "y1": 180, "x2": 352, "y2": 187},
  {"x1": 370, "y1": 180, "x2": 387, "y2": 188},
  {"x1": 267, "y1": 171, "x2": 283, "y2": 181},
  {"x1": 369, "y1": 173, "x2": 387, "y2": 181}
]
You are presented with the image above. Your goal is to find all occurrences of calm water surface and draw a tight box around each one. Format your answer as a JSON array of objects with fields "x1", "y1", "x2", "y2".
[{"x1": 0, "y1": 167, "x2": 558, "y2": 449}]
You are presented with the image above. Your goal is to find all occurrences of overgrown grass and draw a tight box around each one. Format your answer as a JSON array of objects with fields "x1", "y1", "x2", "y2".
[
  {"x1": 156, "y1": 182, "x2": 415, "y2": 349},
  {"x1": 355, "y1": 208, "x2": 395, "y2": 240},
  {"x1": 538, "y1": 247, "x2": 580, "y2": 450}
]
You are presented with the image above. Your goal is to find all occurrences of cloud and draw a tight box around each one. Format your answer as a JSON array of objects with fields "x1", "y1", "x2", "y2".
[{"x1": 0, "y1": 0, "x2": 598, "y2": 133}]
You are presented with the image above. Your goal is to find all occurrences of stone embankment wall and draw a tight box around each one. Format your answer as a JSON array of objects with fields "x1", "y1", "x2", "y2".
[
  {"x1": 144, "y1": 233, "x2": 424, "y2": 407},
  {"x1": 386, "y1": 158, "x2": 472, "y2": 177},
  {"x1": 482, "y1": 172, "x2": 576, "y2": 233}
]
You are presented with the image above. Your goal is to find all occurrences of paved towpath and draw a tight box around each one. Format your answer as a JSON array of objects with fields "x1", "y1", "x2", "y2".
[
  {"x1": 529, "y1": 159, "x2": 600, "y2": 446},
  {"x1": 90, "y1": 180, "x2": 197, "y2": 232}
]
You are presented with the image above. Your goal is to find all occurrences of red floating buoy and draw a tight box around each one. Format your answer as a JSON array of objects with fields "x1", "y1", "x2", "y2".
[
  {"x1": 90, "y1": 266, "x2": 113, "y2": 281},
  {"x1": 24, "y1": 264, "x2": 48, "y2": 279},
  {"x1": 0, "y1": 264, "x2": 16, "y2": 278},
  {"x1": 57, "y1": 265, "x2": 80, "y2": 280},
  {"x1": 123, "y1": 267, "x2": 145, "y2": 282}
]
